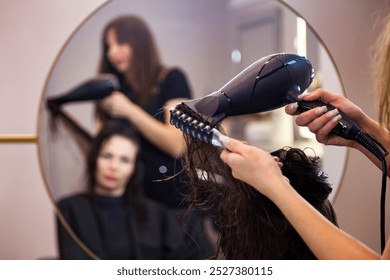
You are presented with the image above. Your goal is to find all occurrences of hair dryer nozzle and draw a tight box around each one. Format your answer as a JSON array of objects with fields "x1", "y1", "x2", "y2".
[{"x1": 46, "y1": 74, "x2": 120, "y2": 107}]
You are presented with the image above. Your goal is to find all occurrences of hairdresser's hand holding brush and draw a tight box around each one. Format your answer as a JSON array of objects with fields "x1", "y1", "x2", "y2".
[
  {"x1": 285, "y1": 88, "x2": 390, "y2": 170},
  {"x1": 220, "y1": 137, "x2": 288, "y2": 198},
  {"x1": 220, "y1": 135, "x2": 386, "y2": 259}
]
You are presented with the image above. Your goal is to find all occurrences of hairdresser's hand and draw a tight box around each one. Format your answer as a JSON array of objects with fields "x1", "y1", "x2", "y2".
[
  {"x1": 100, "y1": 91, "x2": 135, "y2": 119},
  {"x1": 285, "y1": 88, "x2": 367, "y2": 148},
  {"x1": 220, "y1": 137, "x2": 289, "y2": 198}
]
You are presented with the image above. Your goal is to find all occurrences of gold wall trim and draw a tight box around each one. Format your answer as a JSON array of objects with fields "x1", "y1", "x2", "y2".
[{"x1": 0, "y1": 134, "x2": 38, "y2": 143}]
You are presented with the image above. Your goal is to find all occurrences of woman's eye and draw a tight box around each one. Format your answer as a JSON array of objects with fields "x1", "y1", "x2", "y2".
[
  {"x1": 100, "y1": 152, "x2": 112, "y2": 159},
  {"x1": 120, "y1": 157, "x2": 132, "y2": 164}
]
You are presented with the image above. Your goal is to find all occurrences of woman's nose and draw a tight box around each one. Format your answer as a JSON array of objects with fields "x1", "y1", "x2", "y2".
[
  {"x1": 109, "y1": 158, "x2": 119, "y2": 170},
  {"x1": 108, "y1": 44, "x2": 120, "y2": 57}
]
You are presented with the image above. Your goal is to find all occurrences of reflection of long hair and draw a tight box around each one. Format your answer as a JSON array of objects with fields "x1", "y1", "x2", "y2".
[
  {"x1": 373, "y1": 14, "x2": 390, "y2": 130},
  {"x1": 183, "y1": 132, "x2": 338, "y2": 259},
  {"x1": 99, "y1": 15, "x2": 163, "y2": 106},
  {"x1": 86, "y1": 122, "x2": 146, "y2": 222}
]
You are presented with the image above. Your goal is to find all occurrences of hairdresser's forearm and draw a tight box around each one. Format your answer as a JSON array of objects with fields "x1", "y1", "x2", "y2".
[
  {"x1": 352, "y1": 115, "x2": 390, "y2": 174},
  {"x1": 266, "y1": 181, "x2": 380, "y2": 260}
]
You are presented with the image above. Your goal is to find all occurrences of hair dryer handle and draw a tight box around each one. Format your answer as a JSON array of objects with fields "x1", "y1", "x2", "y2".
[
  {"x1": 297, "y1": 100, "x2": 361, "y2": 140},
  {"x1": 297, "y1": 100, "x2": 388, "y2": 161}
]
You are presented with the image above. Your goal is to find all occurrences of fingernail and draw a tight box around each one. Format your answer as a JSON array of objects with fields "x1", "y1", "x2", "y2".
[
  {"x1": 289, "y1": 102, "x2": 298, "y2": 110},
  {"x1": 326, "y1": 108, "x2": 339, "y2": 118},
  {"x1": 332, "y1": 114, "x2": 342, "y2": 123},
  {"x1": 315, "y1": 106, "x2": 328, "y2": 115},
  {"x1": 297, "y1": 92, "x2": 310, "y2": 100},
  {"x1": 219, "y1": 135, "x2": 230, "y2": 145}
]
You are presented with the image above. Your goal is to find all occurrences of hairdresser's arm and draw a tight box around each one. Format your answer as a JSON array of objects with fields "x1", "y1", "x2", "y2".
[
  {"x1": 101, "y1": 91, "x2": 186, "y2": 158},
  {"x1": 285, "y1": 88, "x2": 390, "y2": 173},
  {"x1": 220, "y1": 138, "x2": 388, "y2": 259}
]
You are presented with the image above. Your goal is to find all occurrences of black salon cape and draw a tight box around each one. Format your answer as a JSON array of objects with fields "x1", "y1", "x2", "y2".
[{"x1": 57, "y1": 193, "x2": 204, "y2": 260}]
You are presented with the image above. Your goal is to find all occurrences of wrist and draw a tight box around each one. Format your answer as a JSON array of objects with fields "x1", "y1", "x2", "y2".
[
  {"x1": 124, "y1": 101, "x2": 137, "y2": 122},
  {"x1": 361, "y1": 116, "x2": 390, "y2": 147},
  {"x1": 264, "y1": 177, "x2": 295, "y2": 204},
  {"x1": 358, "y1": 114, "x2": 382, "y2": 137},
  {"x1": 351, "y1": 115, "x2": 390, "y2": 166}
]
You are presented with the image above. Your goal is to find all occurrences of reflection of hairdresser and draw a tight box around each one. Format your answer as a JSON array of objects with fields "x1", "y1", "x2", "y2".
[
  {"x1": 57, "y1": 123, "x2": 201, "y2": 260},
  {"x1": 47, "y1": 14, "x2": 214, "y2": 259},
  {"x1": 96, "y1": 15, "x2": 191, "y2": 209},
  {"x1": 220, "y1": 15, "x2": 390, "y2": 259}
]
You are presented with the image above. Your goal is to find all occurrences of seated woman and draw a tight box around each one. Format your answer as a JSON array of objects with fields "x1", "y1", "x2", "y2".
[
  {"x1": 182, "y1": 129, "x2": 338, "y2": 259},
  {"x1": 57, "y1": 122, "x2": 202, "y2": 259}
]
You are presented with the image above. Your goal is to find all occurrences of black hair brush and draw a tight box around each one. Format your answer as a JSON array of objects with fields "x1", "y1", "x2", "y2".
[{"x1": 170, "y1": 105, "x2": 227, "y2": 148}]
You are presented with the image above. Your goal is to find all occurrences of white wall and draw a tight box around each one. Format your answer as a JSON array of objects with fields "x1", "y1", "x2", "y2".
[
  {"x1": 0, "y1": 0, "x2": 389, "y2": 259},
  {"x1": 0, "y1": 0, "x2": 107, "y2": 260}
]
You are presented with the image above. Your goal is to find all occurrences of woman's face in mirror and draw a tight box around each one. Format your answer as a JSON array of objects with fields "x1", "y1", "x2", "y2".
[
  {"x1": 95, "y1": 135, "x2": 138, "y2": 196},
  {"x1": 105, "y1": 28, "x2": 133, "y2": 73}
]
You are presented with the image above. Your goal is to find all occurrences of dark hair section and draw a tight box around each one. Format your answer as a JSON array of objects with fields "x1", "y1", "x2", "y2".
[
  {"x1": 183, "y1": 129, "x2": 338, "y2": 259},
  {"x1": 45, "y1": 99, "x2": 94, "y2": 142}
]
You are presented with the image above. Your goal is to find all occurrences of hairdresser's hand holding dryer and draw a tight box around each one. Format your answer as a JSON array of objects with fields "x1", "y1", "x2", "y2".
[
  {"x1": 221, "y1": 15, "x2": 390, "y2": 259},
  {"x1": 286, "y1": 89, "x2": 390, "y2": 172},
  {"x1": 221, "y1": 91, "x2": 390, "y2": 260}
]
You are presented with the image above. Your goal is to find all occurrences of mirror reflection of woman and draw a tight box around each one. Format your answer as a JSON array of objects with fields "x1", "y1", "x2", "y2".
[
  {"x1": 97, "y1": 15, "x2": 215, "y2": 257},
  {"x1": 57, "y1": 123, "x2": 202, "y2": 259},
  {"x1": 97, "y1": 15, "x2": 192, "y2": 210},
  {"x1": 47, "y1": 14, "x2": 215, "y2": 259}
]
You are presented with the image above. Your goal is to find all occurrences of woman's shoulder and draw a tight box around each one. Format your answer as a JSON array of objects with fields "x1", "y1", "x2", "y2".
[
  {"x1": 162, "y1": 67, "x2": 188, "y2": 83},
  {"x1": 167, "y1": 67, "x2": 186, "y2": 76},
  {"x1": 57, "y1": 193, "x2": 90, "y2": 209},
  {"x1": 159, "y1": 67, "x2": 192, "y2": 99}
]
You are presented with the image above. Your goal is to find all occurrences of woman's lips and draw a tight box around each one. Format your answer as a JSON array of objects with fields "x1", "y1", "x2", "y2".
[
  {"x1": 104, "y1": 175, "x2": 118, "y2": 182},
  {"x1": 113, "y1": 59, "x2": 126, "y2": 68}
]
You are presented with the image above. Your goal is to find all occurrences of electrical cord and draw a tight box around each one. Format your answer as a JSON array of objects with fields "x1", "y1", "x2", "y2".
[
  {"x1": 380, "y1": 158, "x2": 387, "y2": 253},
  {"x1": 355, "y1": 131, "x2": 388, "y2": 253}
]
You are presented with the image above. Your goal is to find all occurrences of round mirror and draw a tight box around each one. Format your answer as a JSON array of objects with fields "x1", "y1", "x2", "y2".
[{"x1": 38, "y1": 0, "x2": 347, "y2": 259}]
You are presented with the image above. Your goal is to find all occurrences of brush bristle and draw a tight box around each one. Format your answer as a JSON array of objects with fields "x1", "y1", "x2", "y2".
[{"x1": 170, "y1": 103, "x2": 215, "y2": 144}]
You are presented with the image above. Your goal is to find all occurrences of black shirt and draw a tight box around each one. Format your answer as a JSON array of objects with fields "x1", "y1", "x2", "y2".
[{"x1": 122, "y1": 68, "x2": 192, "y2": 209}]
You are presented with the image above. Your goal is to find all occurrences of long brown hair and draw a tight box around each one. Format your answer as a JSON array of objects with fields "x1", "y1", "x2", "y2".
[
  {"x1": 183, "y1": 131, "x2": 338, "y2": 259},
  {"x1": 99, "y1": 15, "x2": 163, "y2": 106},
  {"x1": 373, "y1": 13, "x2": 390, "y2": 129}
]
